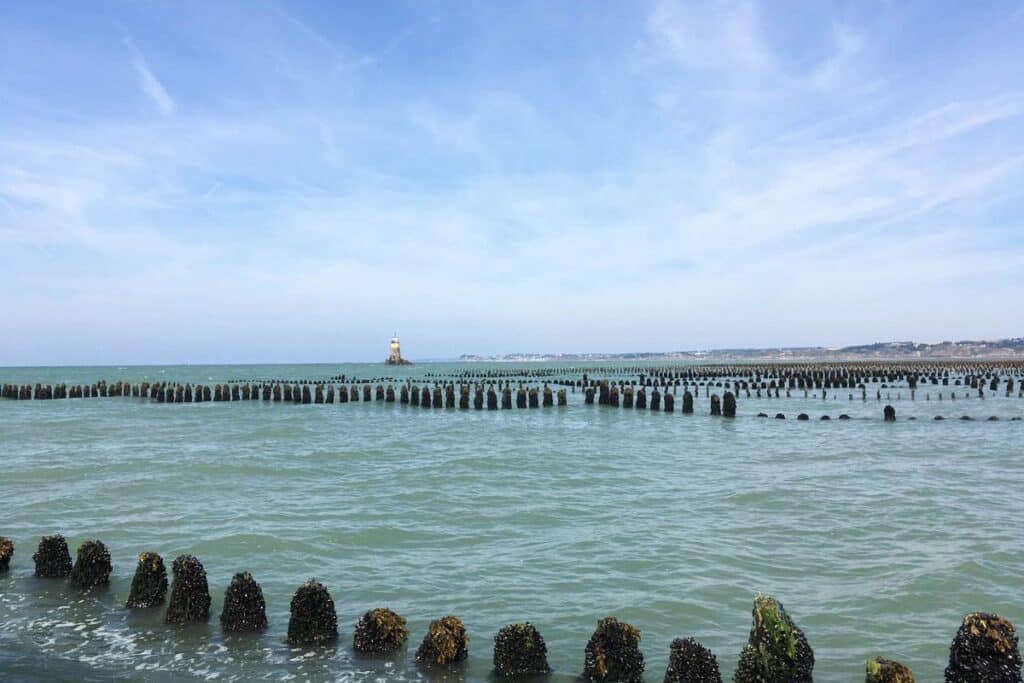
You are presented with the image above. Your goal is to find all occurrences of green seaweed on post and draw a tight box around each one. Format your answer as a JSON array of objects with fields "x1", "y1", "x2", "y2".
[{"x1": 733, "y1": 595, "x2": 814, "y2": 683}]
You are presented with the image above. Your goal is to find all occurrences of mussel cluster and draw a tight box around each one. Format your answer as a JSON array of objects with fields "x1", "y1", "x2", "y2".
[
  {"x1": 165, "y1": 554, "x2": 211, "y2": 624},
  {"x1": 287, "y1": 580, "x2": 338, "y2": 645},
  {"x1": 583, "y1": 617, "x2": 645, "y2": 682},
  {"x1": 353, "y1": 607, "x2": 408, "y2": 654},
  {"x1": 33, "y1": 534, "x2": 72, "y2": 578},
  {"x1": 0, "y1": 537, "x2": 13, "y2": 573},
  {"x1": 663, "y1": 637, "x2": 721, "y2": 683},
  {"x1": 220, "y1": 571, "x2": 268, "y2": 632},
  {"x1": 69, "y1": 539, "x2": 112, "y2": 589},
  {"x1": 944, "y1": 612, "x2": 1021, "y2": 683},
  {"x1": 126, "y1": 551, "x2": 168, "y2": 608},
  {"x1": 493, "y1": 622, "x2": 550, "y2": 676},
  {"x1": 416, "y1": 615, "x2": 469, "y2": 666}
]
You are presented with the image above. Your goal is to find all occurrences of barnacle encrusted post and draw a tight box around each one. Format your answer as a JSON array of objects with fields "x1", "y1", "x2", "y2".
[
  {"x1": 416, "y1": 615, "x2": 469, "y2": 666},
  {"x1": 723, "y1": 392, "x2": 737, "y2": 418},
  {"x1": 664, "y1": 637, "x2": 722, "y2": 683},
  {"x1": 353, "y1": 607, "x2": 409, "y2": 654},
  {"x1": 583, "y1": 617, "x2": 644, "y2": 682},
  {"x1": 126, "y1": 551, "x2": 168, "y2": 608},
  {"x1": 493, "y1": 622, "x2": 550, "y2": 677},
  {"x1": 33, "y1": 534, "x2": 72, "y2": 577},
  {"x1": 944, "y1": 612, "x2": 1021, "y2": 682},
  {"x1": 0, "y1": 537, "x2": 13, "y2": 572},
  {"x1": 710, "y1": 394, "x2": 721, "y2": 416},
  {"x1": 287, "y1": 580, "x2": 339, "y2": 645},
  {"x1": 165, "y1": 554, "x2": 211, "y2": 624},
  {"x1": 69, "y1": 539, "x2": 112, "y2": 589},
  {"x1": 866, "y1": 656, "x2": 915, "y2": 682},
  {"x1": 884, "y1": 405, "x2": 896, "y2": 421},
  {"x1": 220, "y1": 571, "x2": 268, "y2": 632},
  {"x1": 683, "y1": 390, "x2": 694, "y2": 414},
  {"x1": 733, "y1": 595, "x2": 814, "y2": 683}
]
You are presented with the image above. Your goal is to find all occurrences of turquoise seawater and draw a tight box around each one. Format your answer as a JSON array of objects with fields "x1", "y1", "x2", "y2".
[{"x1": 1, "y1": 362, "x2": 1022, "y2": 682}]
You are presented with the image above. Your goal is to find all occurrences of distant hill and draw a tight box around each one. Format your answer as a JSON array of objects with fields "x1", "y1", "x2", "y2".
[{"x1": 458, "y1": 338, "x2": 1024, "y2": 362}]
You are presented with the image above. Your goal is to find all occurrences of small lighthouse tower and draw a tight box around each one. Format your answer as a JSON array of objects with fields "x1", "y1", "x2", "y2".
[{"x1": 386, "y1": 334, "x2": 411, "y2": 365}]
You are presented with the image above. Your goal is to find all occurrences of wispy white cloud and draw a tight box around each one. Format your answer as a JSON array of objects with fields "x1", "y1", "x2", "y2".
[
  {"x1": 124, "y1": 38, "x2": 175, "y2": 115},
  {"x1": 646, "y1": 0, "x2": 775, "y2": 73}
]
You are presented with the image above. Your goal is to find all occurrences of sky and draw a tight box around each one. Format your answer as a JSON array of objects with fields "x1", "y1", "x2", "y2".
[{"x1": 2, "y1": 1, "x2": 1023, "y2": 364}]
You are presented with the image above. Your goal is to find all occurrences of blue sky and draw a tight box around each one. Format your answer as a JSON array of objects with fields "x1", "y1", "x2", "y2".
[{"x1": 2, "y1": 1, "x2": 1023, "y2": 364}]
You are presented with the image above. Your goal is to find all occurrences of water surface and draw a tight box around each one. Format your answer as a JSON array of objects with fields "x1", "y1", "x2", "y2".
[{"x1": 1, "y1": 362, "x2": 1022, "y2": 681}]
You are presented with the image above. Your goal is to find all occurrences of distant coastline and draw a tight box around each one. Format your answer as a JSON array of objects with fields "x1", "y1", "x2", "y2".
[{"x1": 457, "y1": 337, "x2": 1024, "y2": 362}]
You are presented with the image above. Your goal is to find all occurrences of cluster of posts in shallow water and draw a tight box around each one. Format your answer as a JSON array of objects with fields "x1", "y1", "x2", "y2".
[
  {"x1": 0, "y1": 535, "x2": 1020, "y2": 681},
  {"x1": 3, "y1": 373, "x2": 1022, "y2": 422}
]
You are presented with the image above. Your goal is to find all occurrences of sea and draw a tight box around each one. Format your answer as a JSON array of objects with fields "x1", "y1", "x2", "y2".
[{"x1": 1, "y1": 362, "x2": 1022, "y2": 681}]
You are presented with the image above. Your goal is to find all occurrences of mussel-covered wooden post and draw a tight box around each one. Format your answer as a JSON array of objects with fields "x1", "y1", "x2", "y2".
[
  {"x1": 0, "y1": 537, "x2": 13, "y2": 572},
  {"x1": 866, "y1": 656, "x2": 915, "y2": 682},
  {"x1": 636, "y1": 388, "x2": 647, "y2": 410},
  {"x1": 33, "y1": 534, "x2": 72, "y2": 577},
  {"x1": 557, "y1": 389, "x2": 567, "y2": 406},
  {"x1": 493, "y1": 622, "x2": 550, "y2": 677},
  {"x1": 664, "y1": 637, "x2": 722, "y2": 683},
  {"x1": 623, "y1": 386, "x2": 635, "y2": 408},
  {"x1": 884, "y1": 405, "x2": 896, "y2": 421},
  {"x1": 376, "y1": 385, "x2": 385, "y2": 401},
  {"x1": 734, "y1": 595, "x2": 814, "y2": 683},
  {"x1": 400, "y1": 385, "x2": 409, "y2": 404},
  {"x1": 664, "y1": 392, "x2": 675, "y2": 413},
  {"x1": 723, "y1": 391, "x2": 736, "y2": 418},
  {"x1": 683, "y1": 390, "x2": 694, "y2": 414},
  {"x1": 459, "y1": 385, "x2": 469, "y2": 409},
  {"x1": 287, "y1": 580, "x2": 339, "y2": 645},
  {"x1": 433, "y1": 385, "x2": 443, "y2": 408},
  {"x1": 650, "y1": 388, "x2": 661, "y2": 411},
  {"x1": 944, "y1": 612, "x2": 1021, "y2": 682},
  {"x1": 165, "y1": 554, "x2": 211, "y2": 624},
  {"x1": 416, "y1": 615, "x2": 469, "y2": 666},
  {"x1": 583, "y1": 617, "x2": 644, "y2": 682},
  {"x1": 502, "y1": 387, "x2": 513, "y2": 409},
  {"x1": 126, "y1": 552, "x2": 168, "y2": 608},
  {"x1": 474, "y1": 387, "x2": 484, "y2": 410},
  {"x1": 353, "y1": 607, "x2": 409, "y2": 654},
  {"x1": 488, "y1": 387, "x2": 498, "y2": 410},
  {"x1": 69, "y1": 539, "x2": 112, "y2": 589},
  {"x1": 710, "y1": 394, "x2": 721, "y2": 416},
  {"x1": 543, "y1": 386, "x2": 553, "y2": 407},
  {"x1": 529, "y1": 387, "x2": 539, "y2": 408},
  {"x1": 220, "y1": 571, "x2": 268, "y2": 632}
]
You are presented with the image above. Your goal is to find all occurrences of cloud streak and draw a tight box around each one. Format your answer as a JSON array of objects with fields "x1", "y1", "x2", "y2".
[{"x1": 125, "y1": 39, "x2": 175, "y2": 115}]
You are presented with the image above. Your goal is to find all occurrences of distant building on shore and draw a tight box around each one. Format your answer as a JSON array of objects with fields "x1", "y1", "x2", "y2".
[{"x1": 386, "y1": 334, "x2": 412, "y2": 365}]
